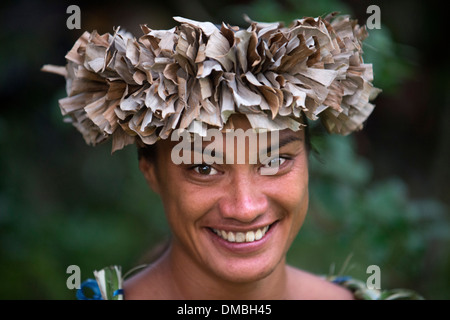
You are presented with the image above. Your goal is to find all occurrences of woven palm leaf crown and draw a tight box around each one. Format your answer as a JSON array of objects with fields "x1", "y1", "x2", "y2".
[{"x1": 43, "y1": 13, "x2": 380, "y2": 152}]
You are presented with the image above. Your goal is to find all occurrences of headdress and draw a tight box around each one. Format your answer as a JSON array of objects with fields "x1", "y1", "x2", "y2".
[{"x1": 42, "y1": 13, "x2": 380, "y2": 152}]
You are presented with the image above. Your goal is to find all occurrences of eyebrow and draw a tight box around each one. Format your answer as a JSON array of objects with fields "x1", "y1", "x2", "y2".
[
  {"x1": 270, "y1": 135, "x2": 303, "y2": 153},
  {"x1": 190, "y1": 134, "x2": 303, "y2": 159}
]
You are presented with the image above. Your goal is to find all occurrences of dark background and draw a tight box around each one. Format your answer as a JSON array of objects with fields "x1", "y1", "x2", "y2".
[{"x1": 1, "y1": 0, "x2": 449, "y2": 299}]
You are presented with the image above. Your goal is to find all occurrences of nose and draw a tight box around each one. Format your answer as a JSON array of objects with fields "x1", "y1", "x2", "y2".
[{"x1": 218, "y1": 167, "x2": 269, "y2": 223}]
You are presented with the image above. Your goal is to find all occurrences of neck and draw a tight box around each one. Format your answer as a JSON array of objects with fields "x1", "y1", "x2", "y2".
[{"x1": 162, "y1": 242, "x2": 289, "y2": 300}]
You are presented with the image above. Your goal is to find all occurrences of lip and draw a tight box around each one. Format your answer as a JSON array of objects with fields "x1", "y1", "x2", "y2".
[{"x1": 206, "y1": 221, "x2": 278, "y2": 254}]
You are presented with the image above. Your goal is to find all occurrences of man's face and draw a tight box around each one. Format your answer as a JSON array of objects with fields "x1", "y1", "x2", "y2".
[{"x1": 140, "y1": 116, "x2": 309, "y2": 284}]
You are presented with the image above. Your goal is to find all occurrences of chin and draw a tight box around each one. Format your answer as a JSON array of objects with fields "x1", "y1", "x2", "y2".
[{"x1": 206, "y1": 249, "x2": 285, "y2": 284}]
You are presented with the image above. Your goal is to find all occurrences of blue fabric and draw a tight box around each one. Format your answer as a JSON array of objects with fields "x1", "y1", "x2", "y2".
[
  {"x1": 113, "y1": 289, "x2": 124, "y2": 297},
  {"x1": 76, "y1": 278, "x2": 103, "y2": 300},
  {"x1": 330, "y1": 275, "x2": 352, "y2": 284}
]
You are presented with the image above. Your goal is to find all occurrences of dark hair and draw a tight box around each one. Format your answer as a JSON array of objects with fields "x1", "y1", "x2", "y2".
[
  {"x1": 137, "y1": 141, "x2": 157, "y2": 162},
  {"x1": 303, "y1": 118, "x2": 311, "y2": 154}
]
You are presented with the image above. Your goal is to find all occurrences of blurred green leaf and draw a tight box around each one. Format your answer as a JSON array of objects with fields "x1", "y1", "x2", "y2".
[{"x1": 363, "y1": 27, "x2": 416, "y2": 94}]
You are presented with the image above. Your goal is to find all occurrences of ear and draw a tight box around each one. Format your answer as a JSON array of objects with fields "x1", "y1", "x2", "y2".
[{"x1": 139, "y1": 157, "x2": 160, "y2": 195}]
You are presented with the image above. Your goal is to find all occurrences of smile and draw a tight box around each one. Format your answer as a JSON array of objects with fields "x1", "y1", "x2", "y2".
[{"x1": 211, "y1": 225, "x2": 271, "y2": 243}]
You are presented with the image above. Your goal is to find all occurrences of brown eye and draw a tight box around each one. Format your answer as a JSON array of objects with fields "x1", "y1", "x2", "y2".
[
  {"x1": 193, "y1": 165, "x2": 218, "y2": 175},
  {"x1": 262, "y1": 157, "x2": 286, "y2": 169}
]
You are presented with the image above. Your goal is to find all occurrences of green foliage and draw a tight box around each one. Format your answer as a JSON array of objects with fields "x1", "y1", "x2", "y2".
[
  {"x1": 0, "y1": 128, "x2": 168, "y2": 299},
  {"x1": 363, "y1": 27, "x2": 416, "y2": 94},
  {"x1": 225, "y1": 0, "x2": 351, "y2": 24},
  {"x1": 287, "y1": 133, "x2": 450, "y2": 297}
]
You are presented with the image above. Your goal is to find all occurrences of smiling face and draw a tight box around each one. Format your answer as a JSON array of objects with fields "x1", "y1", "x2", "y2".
[{"x1": 139, "y1": 115, "x2": 309, "y2": 285}]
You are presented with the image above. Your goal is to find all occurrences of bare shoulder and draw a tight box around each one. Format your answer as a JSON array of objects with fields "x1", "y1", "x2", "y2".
[
  {"x1": 287, "y1": 266, "x2": 354, "y2": 300},
  {"x1": 123, "y1": 262, "x2": 174, "y2": 300},
  {"x1": 123, "y1": 264, "x2": 158, "y2": 300}
]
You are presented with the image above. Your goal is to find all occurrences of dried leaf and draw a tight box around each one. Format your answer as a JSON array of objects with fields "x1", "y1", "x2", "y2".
[{"x1": 42, "y1": 14, "x2": 380, "y2": 152}]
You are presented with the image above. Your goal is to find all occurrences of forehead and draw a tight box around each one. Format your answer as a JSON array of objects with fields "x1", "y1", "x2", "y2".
[
  {"x1": 154, "y1": 121, "x2": 305, "y2": 167},
  {"x1": 150, "y1": 114, "x2": 306, "y2": 166},
  {"x1": 198, "y1": 114, "x2": 305, "y2": 148}
]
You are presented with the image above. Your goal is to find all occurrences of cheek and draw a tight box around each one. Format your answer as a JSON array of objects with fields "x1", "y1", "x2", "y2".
[
  {"x1": 274, "y1": 157, "x2": 308, "y2": 209},
  {"x1": 292, "y1": 161, "x2": 309, "y2": 217},
  {"x1": 275, "y1": 159, "x2": 309, "y2": 241},
  {"x1": 158, "y1": 178, "x2": 217, "y2": 235},
  {"x1": 291, "y1": 183, "x2": 309, "y2": 230}
]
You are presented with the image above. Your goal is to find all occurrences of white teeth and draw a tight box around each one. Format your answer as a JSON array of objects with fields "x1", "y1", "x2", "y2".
[
  {"x1": 235, "y1": 232, "x2": 245, "y2": 243},
  {"x1": 212, "y1": 225, "x2": 271, "y2": 243},
  {"x1": 221, "y1": 230, "x2": 228, "y2": 240},
  {"x1": 228, "y1": 231, "x2": 235, "y2": 242}
]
